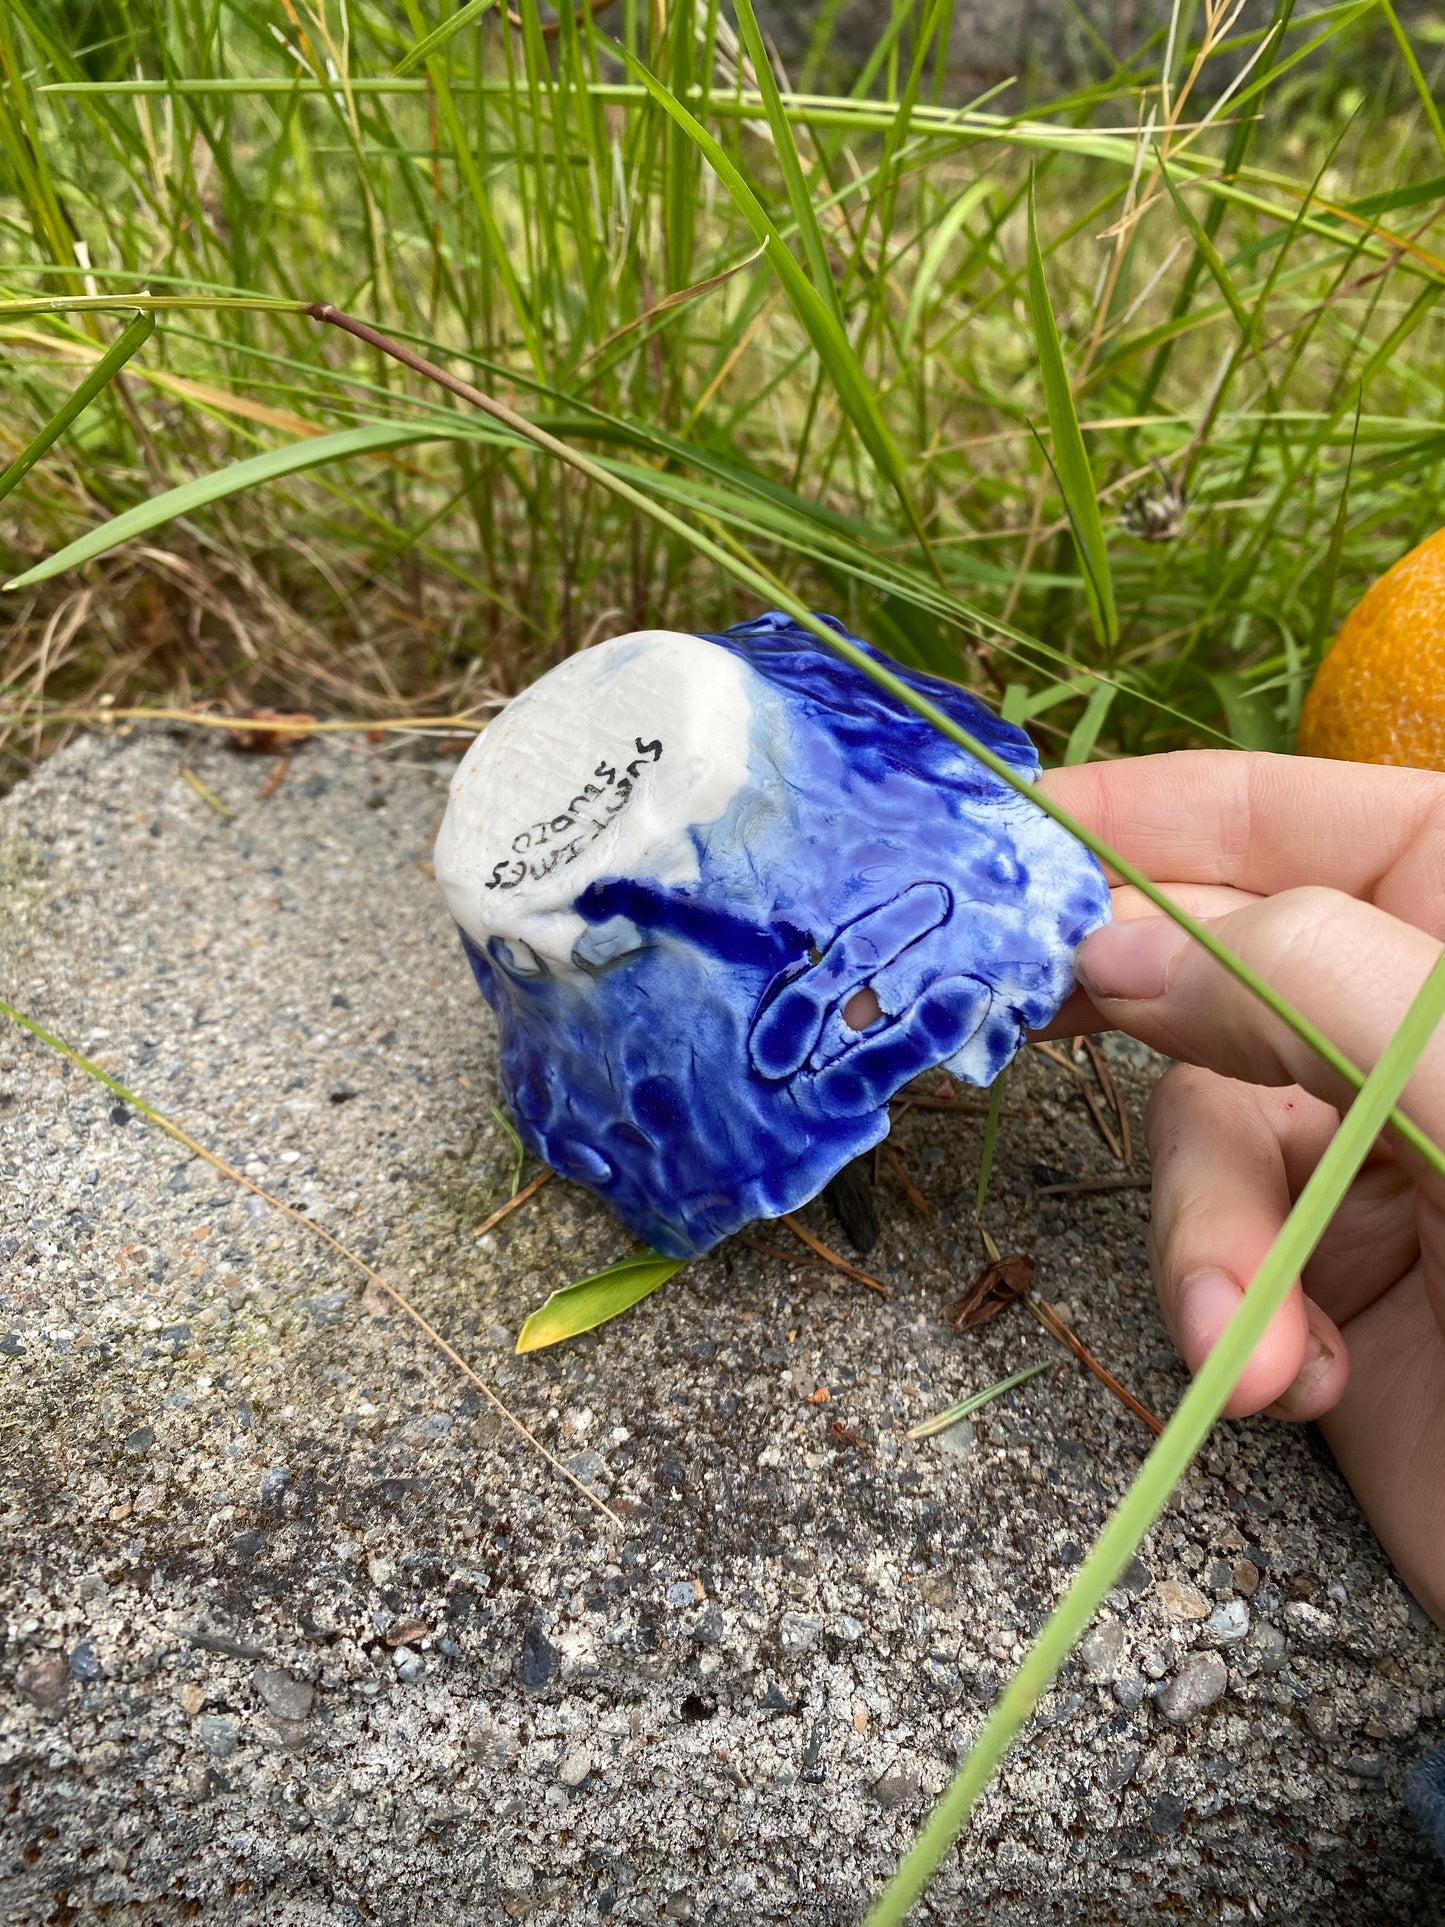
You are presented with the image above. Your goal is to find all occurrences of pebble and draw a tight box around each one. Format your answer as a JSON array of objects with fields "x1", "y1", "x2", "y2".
[
  {"x1": 252, "y1": 1666, "x2": 314, "y2": 1722},
  {"x1": 1148, "y1": 1792, "x2": 1188, "y2": 1835},
  {"x1": 16, "y1": 1653, "x2": 69, "y2": 1709},
  {"x1": 1246, "y1": 1621, "x2": 1289, "y2": 1675},
  {"x1": 197, "y1": 1714, "x2": 238, "y2": 1758},
  {"x1": 935, "y1": 1419, "x2": 975, "y2": 1461},
  {"x1": 1283, "y1": 1600, "x2": 1337, "y2": 1650},
  {"x1": 259, "y1": 1466, "x2": 292, "y2": 1503},
  {"x1": 779, "y1": 1611, "x2": 820, "y2": 1655},
  {"x1": 1156, "y1": 1579, "x2": 1210, "y2": 1622},
  {"x1": 1078, "y1": 1619, "x2": 1124, "y2": 1684},
  {"x1": 1112, "y1": 1665, "x2": 1146, "y2": 1712},
  {"x1": 665, "y1": 1582, "x2": 695, "y2": 1608},
  {"x1": 557, "y1": 1746, "x2": 593, "y2": 1789},
  {"x1": 690, "y1": 1604, "x2": 725, "y2": 1646},
  {"x1": 1232, "y1": 1559, "x2": 1261, "y2": 1597},
  {"x1": 1157, "y1": 1652, "x2": 1228, "y2": 1725},
  {"x1": 1202, "y1": 1599, "x2": 1250, "y2": 1647},
  {"x1": 870, "y1": 1770, "x2": 921, "y2": 1810},
  {"x1": 520, "y1": 1624, "x2": 559, "y2": 1692},
  {"x1": 67, "y1": 1639, "x2": 102, "y2": 1682},
  {"x1": 829, "y1": 1613, "x2": 864, "y2": 1643},
  {"x1": 1118, "y1": 1557, "x2": 1153, "y2": 1596},
  {"x1": 392, "y1": 1646, "x2": 425, "y2": 1684}
]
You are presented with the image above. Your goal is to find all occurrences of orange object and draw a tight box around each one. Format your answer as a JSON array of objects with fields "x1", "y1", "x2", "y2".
[{"x1": 1298, "y1": 526, "x2": 1445, "y2": 769}]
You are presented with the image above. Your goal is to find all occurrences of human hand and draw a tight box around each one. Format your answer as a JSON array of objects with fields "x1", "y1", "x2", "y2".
[{"x1": 1036, "y1": 751, "x2": 1445, "y2": 1624}]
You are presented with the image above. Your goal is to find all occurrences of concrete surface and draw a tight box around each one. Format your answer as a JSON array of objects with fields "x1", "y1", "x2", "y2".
[{"x1": 1, "y1": 726, "x2": 1442, "y2": 1925}]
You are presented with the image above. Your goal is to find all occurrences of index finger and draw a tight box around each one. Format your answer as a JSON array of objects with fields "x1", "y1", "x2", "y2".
[{"x1": 1039, "y1": 751, "x2": 1445, "y2": 933}]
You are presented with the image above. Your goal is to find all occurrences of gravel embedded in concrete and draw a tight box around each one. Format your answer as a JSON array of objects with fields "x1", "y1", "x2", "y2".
[{"x1": 1, "y1": 728, "x2": 1442, "y2": 1924}]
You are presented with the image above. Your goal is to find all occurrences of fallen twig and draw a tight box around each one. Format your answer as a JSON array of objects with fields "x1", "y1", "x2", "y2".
[
  {"x1": 1079, "y1": 1082, "x2": 1126, "y2": 1164},
  {"x1": 1024, "y1": 1295, "x2": 1163, "y2": 1436},
  {"x1": 1082, "y1": 1035, "x2": 1133, "y2": 1167},
  {"x1": 1037, "y1": 1175, "x2": 1151, "y2": 1196},
  {"x1": 258, "y1": 753, "x2": 291, "y2": 800},
  {"x1": 0, "y1": 1000, "x2": 616, "y2": 1525},
  {"x1": 780, "y1": 1213, "x2": 891, "y2": 1297},
  {"x1": 884, "y1": 1143, "x2": 933, "y2": 1214},
  {"x1": 473, "y1": 1165, "x2": 552, "y2": 1237}
]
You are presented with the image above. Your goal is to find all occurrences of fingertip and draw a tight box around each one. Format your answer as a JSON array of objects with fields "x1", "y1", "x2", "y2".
[
  {"x1": 1264, "y1": 1305, "x2": 1349, "y2": 1422},
  {"x1": 1174, "y1": 1267, "x2": 1309, "y2": 1419}
]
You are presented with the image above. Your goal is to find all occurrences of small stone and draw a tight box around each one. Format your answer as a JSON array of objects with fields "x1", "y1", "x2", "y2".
[
  {"x1": 935, "y1": 1419, "x2": 975, "y2": 1461},
  {"x1": 1141, "y1": 1647, "x2": 1169, "y2": 1681},
  {"x1": 1118, "y1": 1557, "x2": 1153, "y2": 1597},
  {"x1": 385, "y1": 1617, "x2": 430, "y2": 1647},
  {"x1": 1202, "y1": 1599, "x2": 1250, "y2": 1647},
  {"x1": 1232, "y1": 1559, "x2": 1261, "y2": 1597},
  {"x1": 870, "y1": 1770, "x2": 921, "y2": 1810},
  {"x1": 179, "y1": 1683, "x2": 206, "y2": 1716},
  {"x1": 252, "y1": 1666, "x2": 314, "y2": 1722},
  {"x1": 664, "y1": 1893, "x2": 694, "y2": 1920},
  {"x1": 1205, "y1": 1560, "x2": 1234, "y2": 1597},
  {"x1": 392, "y1": 1646, "x2": 425, "y2": 1684},
  {"x1": 1282, "y1": 1599, "x2": 1336, "y2": 1650},
  {"x1": 557, "y1": 1745, "x2": 594, "y2": 1789},
  {"x1": 67, "y1": 1639, "x2": 102, "y2": 1682},
  {"x1": 1304, "y1": 1694, "x2": 1337, "y2": 1740},
  {"x1": 829, "y1": 1613, "x2": 864, "y2": 1644},
  {"x1": 520, "y1": 1623, "x2": 558, "y2": 1692},
  {"x1": 123, "y1": 1425, "x2": 154, "y2": 1457},
  {"x1": 1099, "y1": 1749, "x2": 1138, "y2": 1791},
  {"x1": 1157, "y1": 1651, "x2": 1228, "y2": 1725},
  {"x1": 780, "y1": 1610, "x2": 820, "y2": 1655},
  {"x1": 0, "y1": 1332, "x2": 24, "y2": 1356},
  {"x1": 690, "y1": 1604, "x2": 725, "y2": 1647},
  {"x1": 1079, "y1": 1619, "x2": 1124, "y2": 1684},
  {"x1": 197, "y1": 1714, "x2": 238, "y2": 1757},
  {"x1": 259, "y1": 1466, "x2": 292, "y2": 1503},
  {"x1": 1246, "y1": 1620, "x2": 1289, "y2": 1675},
  {"x1": 665, "y1": 1582, "x2": 695, "y2": 1608},
  {"x1": 16, "y1": 1653, "x2": 69, "y2": 1709},
  {"x1": 1148, "y1": 1792, "x2": 1188, "y2": 1835},
  {"x1": 1112, "y1": 1665, "x2": 1146, "y2": 1712},
  {"x1": 1156, "y1": 1579, "x2": 1210, "y2": 1622}
]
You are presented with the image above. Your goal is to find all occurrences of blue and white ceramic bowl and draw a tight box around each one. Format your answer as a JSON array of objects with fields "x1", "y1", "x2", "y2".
[{"x1": 435, "y1": 613, "x2": 1110, "y2": 1257}]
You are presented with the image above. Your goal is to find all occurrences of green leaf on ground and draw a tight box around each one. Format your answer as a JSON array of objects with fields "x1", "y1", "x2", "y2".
[{"x1": 516, "y1": 1248, "x2": 685, "y2": 1353}]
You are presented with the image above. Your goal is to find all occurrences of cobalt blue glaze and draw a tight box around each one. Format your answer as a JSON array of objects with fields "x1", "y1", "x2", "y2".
[{"x1": 434, "y1": 613, "x2": 1111, "y2": 1258}]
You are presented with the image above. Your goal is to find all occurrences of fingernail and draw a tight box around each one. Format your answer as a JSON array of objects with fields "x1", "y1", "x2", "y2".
[
  {"x1": 1176, "y1": 1268, "x2": 1243, "y2": 1363},
  {"x1": 1077, "y1": 917, "x2": 1189, "y2": 1002},
  {"x1": 1269, "y1": 1332, "x2": 1337, "y2": 1421}
]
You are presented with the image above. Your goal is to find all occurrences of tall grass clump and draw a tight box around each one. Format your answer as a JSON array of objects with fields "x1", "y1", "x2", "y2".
[
  {"x1": 2, "y1": 2, "x2": 1445, "y2": 1918},
  {"x1": 0, "y1": 0, "x2": 1441, "y2": 779}
]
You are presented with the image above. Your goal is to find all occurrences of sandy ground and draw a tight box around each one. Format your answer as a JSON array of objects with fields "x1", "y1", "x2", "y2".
[{"x1": 1, "y1": 727, "x2": 1441, "y2": 1925}]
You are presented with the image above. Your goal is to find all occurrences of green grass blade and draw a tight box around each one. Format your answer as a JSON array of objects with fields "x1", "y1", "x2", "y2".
[
  {"x1": 0, "y1": 309, "x2": 154, "y2": 506},
  {"x1": 488, "y1": 1103, "x2": 527, "y2": 1197},
  {"x1": 1025, "y1": 175, "x2": 1118, "y2": 653},
  {"x1": 3, "y1": 421, "x2": 481, "y2": 589},
  {"x1": 907, "y1": 1359, "x2": 1055, "y2": 1440},
  {"x1": 1380, "y1": 0, "x2": 1445, "y2": 164},
  {"x1": 394, "y1": 0, "x2": 499, "y2": 76},
  {"x1": 1062, "y1": 679, "x2": 1116, "y2": 764},
  {"x1": 867, "y1": 940, "x2": 1445, "y2": 1924},
  {"x1": 900, "y1": 177, "x2": 995, "y2": 354},
  {"x1": 613, "y1": 40, "x2": 940, "y2": 573},
  {"x1": 731, "y1": 0, "x2": 844, "y2": 328},
  {"x1": 515, "y1": 1248, "x2": 686, "y2": 1351},
  {"x1": 972, "y1": 1066, "x2": 1008, "y2": 1219}
]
